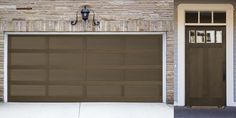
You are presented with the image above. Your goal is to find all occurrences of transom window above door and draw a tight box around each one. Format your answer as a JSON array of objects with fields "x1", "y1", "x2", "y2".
[
  {"x1": 189, "y1": 30, "x2": 223, "y2": 44},
  {"x1": 185, "y1": 11, "x2": 226, "y2": 24}
]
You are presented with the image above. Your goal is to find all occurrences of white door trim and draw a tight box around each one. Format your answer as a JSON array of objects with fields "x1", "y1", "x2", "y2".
[
  {"x1": 3, "y1": 32, "x2": 167, "y2": 103},
  {"x1": 176, "y1": 4, "x2": 235, "y2": 106}
]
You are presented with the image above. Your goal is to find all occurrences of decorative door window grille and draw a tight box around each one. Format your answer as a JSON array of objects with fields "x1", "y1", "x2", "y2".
[{"x1": 188, "y1": 30, "x2": 222, "y2": 44}]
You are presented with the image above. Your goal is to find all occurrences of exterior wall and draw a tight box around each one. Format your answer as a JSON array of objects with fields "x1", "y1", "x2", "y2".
[
  {"x1": 174, "y1": 0, "x2": 236, "y2": 103},
  {"x1": 0, "y1": 0, "x2": 174, "y2": 103}
]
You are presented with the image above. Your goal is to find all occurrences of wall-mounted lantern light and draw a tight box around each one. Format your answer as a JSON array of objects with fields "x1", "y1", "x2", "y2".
[
  {"x1": 71, "y1": 5, "x2": 100, "y2": 26},
  {"x1": 81, "y1": 6, "x2": 90, "y2": 21}
]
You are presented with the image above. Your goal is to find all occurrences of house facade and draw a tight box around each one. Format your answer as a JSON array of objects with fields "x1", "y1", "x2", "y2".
[{"x1": 0, "y1": 0, "x2": 235, "y2": 107}]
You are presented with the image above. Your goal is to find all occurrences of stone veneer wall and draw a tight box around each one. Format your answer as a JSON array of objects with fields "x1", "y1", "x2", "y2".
[{"x1": 0, "y1": 0, "x2": 174, "y2": 103}]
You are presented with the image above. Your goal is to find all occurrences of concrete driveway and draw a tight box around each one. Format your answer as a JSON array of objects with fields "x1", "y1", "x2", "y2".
[
  {"x1": 175, "y1": 107, "x2": 236, "y2": 118},
  {"x1": 0, "y1": 103, "x2": 173, "y2": 118}
]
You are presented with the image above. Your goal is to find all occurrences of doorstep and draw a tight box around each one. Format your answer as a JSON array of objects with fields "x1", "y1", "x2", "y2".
[
  {"x1": 174, "y1": 106, "x2": 236, "y2": 118},
  {"x1": 0, "y1": 103, "x2": 173, "y2": 118}
]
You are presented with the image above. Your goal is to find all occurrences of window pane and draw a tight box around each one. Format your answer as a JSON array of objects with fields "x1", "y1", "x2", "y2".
[
  {"x1": 214, "y1": 12, "x2": 226, "y2": 23},
  {"x1": 185, "y1": 11, "x2": 198, "y2": 23},
  {"x1": 216, "y1": 30, "x2": 222, "y2": 43},
  {"x1": 206, "y1": 30, "x2": 215, "y2": 43},
  {"x1": 189, "y1": 30, "x2": 195, "y2": 43},
  {"x1": 196, "y1": 30, "x2": 205, "y2": 43},
  {"x1": 200, "y1": 11, "x2": 212, "y2": 23}
]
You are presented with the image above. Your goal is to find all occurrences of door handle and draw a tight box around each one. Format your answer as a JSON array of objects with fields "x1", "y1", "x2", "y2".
[
  {"x1": 223, "y1": 67, "x2": 226, "y2": 81},
  {"x1": 223, "y1": 71, "x2": 226, "y2": 81}
]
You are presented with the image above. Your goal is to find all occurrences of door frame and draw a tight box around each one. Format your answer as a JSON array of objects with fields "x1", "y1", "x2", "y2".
[
  {"x1": 3, "y1": 32, "x2": 167, "y2": 103},
  {"x1": 176, "y1": 4, "x2": 235, "y2": 106}
]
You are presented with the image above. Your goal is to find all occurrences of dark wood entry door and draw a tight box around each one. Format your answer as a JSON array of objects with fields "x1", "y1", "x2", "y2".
[
  {"x1": 186, "y1": 26, "x2": 226, "y2": 106},
  {"x1": 8, "y1": 35, "x2": 162, "y2": 102}
]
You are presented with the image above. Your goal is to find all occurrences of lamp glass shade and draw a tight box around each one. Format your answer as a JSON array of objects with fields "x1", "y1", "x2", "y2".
[{"x1": 81, "y1": 6, "x2": 90, "y2": 21}]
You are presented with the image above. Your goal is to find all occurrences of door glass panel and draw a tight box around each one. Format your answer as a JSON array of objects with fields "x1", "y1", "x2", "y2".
[
  {"x1": 216, "y1": 30, "x2": 222, "y2": 43},
  {"x1": 206, "y1": 30, "x2": 215, "y2": 43},
  {"x1": 189, "y1": 30, "x2": 195, "y2": 43},
  {"x1": 200, "y1": 11, "x2": 212, "y2": 23},
  {"x1": 213, "y1": 12, "x2": 226, "y2": 23},
  {"x1": 185, "y1": 11, "x2": 198, "y2": 23},
  {"x1": 196, "y1": 30, "x2": 205, "y2": 43}
]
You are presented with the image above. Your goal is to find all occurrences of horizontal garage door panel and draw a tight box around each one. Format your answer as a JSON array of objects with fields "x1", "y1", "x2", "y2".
[
  {"x1": 9, "y1": 69, "x2": 47, "y2": 81},
  {"x1": 126, "y1": 36, "x2": 162, "y2": 49},
  {"x1": 126, "y1": 53, "x2": 161, "y2": 65},
  {"x1": 87, "y1": 36, "x2": 123, "y2": 49},
  {"x1": 87, "y1": 70, "x2": 123, "y2": 81},
  {"x1": 87, "y1": 86, "x2": 122, "y2": 97},
  {"x1": 49, "y1": 53, "x2": 83, "y2": 66},
  {"x1": 10, "y1": 36, "x2": 47, "y2": 49},
  {"x1": 48, "y1": 86, "x2": 83, "y2": 97},
  {"x1": 49, "y1": 36, "x2": 83, "y2": 49},
  {"x1": 87, "y1": 54, "x2": 123, "y2": 65},
  {"x1": 8, "y1": 35, "x2": 163, "y2": 102},
  {"x1": 10, "y1": 53, "x2": 47, "y2": 65},
  {"x1": 49, "y1": 70, "x2": 84, "y2": 81},
  {"x1": 125, "y1": 85, "x2": 162, "y2": 97},
  {"x1": 10, "y1": 85, "x2": 46, "y2": 96},
  {"x1": 125, "y1": 70, "x2": 162, "y2": 81}
]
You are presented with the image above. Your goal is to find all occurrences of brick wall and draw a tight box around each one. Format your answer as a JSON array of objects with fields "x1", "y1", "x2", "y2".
[{"x1": 0, "y1": 0, "x2": 174, "y2": 103}]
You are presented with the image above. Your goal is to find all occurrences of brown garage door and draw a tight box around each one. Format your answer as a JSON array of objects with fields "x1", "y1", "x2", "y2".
[{"x1": 8, "y1": 35, "x2": 162, "y2": 102}]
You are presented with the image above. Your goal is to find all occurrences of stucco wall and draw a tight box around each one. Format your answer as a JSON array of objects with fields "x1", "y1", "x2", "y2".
[
  {"x1": 174, "y1": 0, "x2": 236, "y2": 103},
  {"x1": 0, "y1": 0, "x2": 174, "y2": 103}
]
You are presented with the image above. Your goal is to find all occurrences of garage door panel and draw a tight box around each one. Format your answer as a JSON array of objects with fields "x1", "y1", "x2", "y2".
[
  {"x1": 49, "y1": 70, "x2": 84, "y2": 81},
  {"x1": 87, "y1": 70, "x2": 123, "y2": 81},
  {"x1": 87, "y1": 54, "x2": 123, "y2": 65},
  {"x1": 9, "y1": 69, "x2": 47, "y2": 81},
  {"x1": 49, "y1": 54, "x2": 83, "y2": 65},
  {"x1": 10, "y1": 85, "x2": 46, "y2": 96},
  {"x1": 10, "y1": 53, "x2": 47, "y2": 65},
  {"x1": 125, "y1": 69, "x2": 162, "y2": 81},
  {"x1": 87, "y1": 36, "x2": 123, "y2": 50},
  {"x1": 125, "y1": 53, "x2": 161, "y2": 65},
  {"x1": 87, "y1": 86, "x2": 122, "y2": 97},
  {"x1": 48, "y1": 85, "x2": 83, "y2": 97},
  {"x1": 125, "y1": 86, "x2": 162, "y2": 97},
  {"x1": 126, "y1": 36, "x2": 162, "y2": 49},
  {"x1": 9, "y1": 36, "x2": 47, "y2": 49},
  {"x1": 49, "y1": 36, "x2": 83, "y2": 49}
]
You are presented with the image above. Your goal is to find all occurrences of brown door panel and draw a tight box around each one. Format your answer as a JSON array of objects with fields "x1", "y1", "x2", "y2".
[{"x1": 185, "y1": 26, "x2": 226, "y2": 106}]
